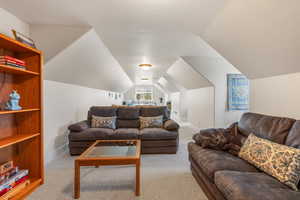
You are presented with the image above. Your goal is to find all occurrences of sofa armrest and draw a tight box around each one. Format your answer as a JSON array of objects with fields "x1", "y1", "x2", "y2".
[
  {"x1": 68, "y1": 120, "x2": 90, "y2": 132},
  {"x1": 163, "y1": 119, "x2": 180, "y2": 131}
]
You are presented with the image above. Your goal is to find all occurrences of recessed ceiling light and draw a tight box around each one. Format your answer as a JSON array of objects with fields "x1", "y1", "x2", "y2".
[{"x1": 139, "y1": 64, "x2": 152, "y2": 70}]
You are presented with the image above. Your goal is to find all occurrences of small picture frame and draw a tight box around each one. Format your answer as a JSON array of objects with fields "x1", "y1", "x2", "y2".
[{"x1": 12, "y1": 29, "x2": 36, "y2": 48}]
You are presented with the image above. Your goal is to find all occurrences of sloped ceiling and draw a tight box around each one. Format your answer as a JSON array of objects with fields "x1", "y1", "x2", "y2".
[
  {"x1": 97, "y1": 30, "x2": 221, "y2": 84},
  {"x1": 183, "y1": 56, "x2": 240, "y2": 84},
  {"x1": 167, "y1": 58, "x2": 212, "y2": 89},
  {"x1": 158, "y1": 77, "x2": 180, "y2": 93},
  {"x1": 0, "y1": 0, "x2": 224, "y2": 91},
  {"x1": 1, "y1": 0, "x2": 299, "y2": 87},
  {"x1": 163, "y1": 74, "x2": 186, "y2": 91},
  {"x1": 200, "y1": 0, "x2": 300, "y2": 79},
  {"x1": 30, "y1": 24, "x2": 91, "y2": 62},
  {"x1": 44, "y1": 29, "x2": 133, "y2": 92}
]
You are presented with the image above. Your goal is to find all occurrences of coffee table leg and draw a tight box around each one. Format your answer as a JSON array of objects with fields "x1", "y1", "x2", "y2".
[
  {"x1": 135, "y1": 160, "x2": 140, "y2": 196},
  {"x1": 74, "y1": 161, "x2": 80, "y2": 199}
]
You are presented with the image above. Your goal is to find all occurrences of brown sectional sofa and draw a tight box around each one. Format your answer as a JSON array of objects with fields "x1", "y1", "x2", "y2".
[
  {"x1": 68, "y1": 106, "x2": 179, "y2": 155},
  {"x1": 188, "y1": 112, "x2": 300, "y2": 200}
]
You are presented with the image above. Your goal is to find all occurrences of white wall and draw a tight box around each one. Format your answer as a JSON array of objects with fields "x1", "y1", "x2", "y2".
[
  {"x1": 44, "y1": 80, "x2": 123, "y2": 164},
  {"x1": 179, "y1": 89, "x2": 188, "y2": 122},
  {"x1": 0, "y1": 8, "x2": 29, "y2": 37},
  {"x1": 124, "y1": 85, "x2": 166, "y2": 105},
  {"x1": 250, "y1": 72, "x2": 300, "y2": 119},
  {"x1": 170, "y1": 92, "x2": 181, "y2": 122},
  {"x1": 186, "y1": 87, "x2": 215, "y2": 129},
  {"x1": 184, "y1": 57, "x2": 246, "y2": 127},
  {"x1": 0, "y1": 8, "x2": 125, "y2": 164}
]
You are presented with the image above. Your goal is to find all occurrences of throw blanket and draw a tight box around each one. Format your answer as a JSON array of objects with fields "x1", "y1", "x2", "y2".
[{"x1": 193, "y1": 123, "x2": 246, "y2": 155}]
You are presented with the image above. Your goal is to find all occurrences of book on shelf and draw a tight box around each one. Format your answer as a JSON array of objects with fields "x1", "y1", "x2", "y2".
[
  {"x1": 0, "y1": 170, "x2": 29, "y2": 196},
  {"x1": 0, "y1": 161, "x2": 13, "y2": 175},
  {"x1": 0, "y1": 63, "x2": 26, "y2": 69},
  {"x1": 0, "y1": 59, "x2": 25, "y2": 66},
  {"x1": 0, "y1": 167, "x2": 19, "y2": 184},
  {"x1": 0, "y1": 62, "x2": 26, "y2": 69},
  {"x1": 0, "y1": 180, "x2": 30, "y2": 200},
  {"x1": 0, "y1": 56, "x2": 26, "y2": 65}
]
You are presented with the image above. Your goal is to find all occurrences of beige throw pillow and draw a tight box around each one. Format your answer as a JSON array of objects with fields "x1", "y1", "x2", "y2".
[
  {"x1": 239, "y1": 134, "x2": 300, "y2": 191},
  {"x1": 140, "y1": 115, "x2": 163, "y2": 129},
  {"x1": 91, "y1": 115, "x2": 116, "y2": 129}
]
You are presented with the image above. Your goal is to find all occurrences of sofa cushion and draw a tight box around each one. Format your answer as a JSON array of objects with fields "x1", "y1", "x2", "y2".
[
  {"x1": 110, "y1": 128, "x2": 139, "y2": 139},
  {"x1": 215, "y1": 171, "x2": 300, "y2": 200},
  {"x1": 87, "y1": 106, "x2": 117, "y2": 122},
  {"x1": 239, "y1": 134, "x2": 300, "y2": 190},
  {"x1": 140, "y1": 106, "x2": 170, "y2": 121},
  {"x1": 69, "y1": 128, "x2": 114, "y2": 141},
  {"x1": 117, "y1": 119, "x2": 140, "y2": 128},
  {"x1": 117, "y1": 107, "x2": 140, "y2": 119},
  {"x1": 91, "y1": 115, "x2": 116, "y2": 129},
  {"x1": 140, "y1": 128, "x2": 178, "y2": 140},
  {"x1": 188, "y1": 143, "x2": 258, "y2": 181},
  {"x1": 140, "y1": 115, "x2": 163, "y2": 129},
  {"x1": 238, "y1": 112, "x2": 296, "y2": 144},
  {"x1": 285, "y1": 121, "x2": 300, "y2": 149}
]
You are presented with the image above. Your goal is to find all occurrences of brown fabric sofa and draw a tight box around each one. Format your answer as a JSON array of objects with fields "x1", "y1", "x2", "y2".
[
  {"x1": 188, "y1": 112, "x2": 300, "y2": 200},
  {"x1": 68, "y1": 106, "x2": 179, "y2": 155}
]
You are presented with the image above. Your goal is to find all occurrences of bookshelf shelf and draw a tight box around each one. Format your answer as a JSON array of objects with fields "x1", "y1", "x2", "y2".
[
  {"x1": 0, "y1": 33, "x2": 43, "y2": 199},
  {"x1": 0, "y1": 133, "x2": 40, "y2": 149},
  {"x1": 10, "y1": 178, "x2": 42, "y2": 200},
  {"x1": 0, "y1": 64, "x2": 39, "y2": 76},
  {"x1": 0, "y1": 34, "x2": 41, "y2": 55},
  {"x1": 0, "y1": 108, "x2": 40, "y2": 115}
]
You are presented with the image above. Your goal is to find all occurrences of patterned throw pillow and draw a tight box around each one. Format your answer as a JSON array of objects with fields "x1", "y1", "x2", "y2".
[
  {"x1": 239, "y1": 134, "x2": 300, "y2": 190},
  {"x1": 140, "y1": 115, "x2": 163, "y2": 129},
  {"x1": 91, "y1": 115, "x2": 116, "y2": 129}
]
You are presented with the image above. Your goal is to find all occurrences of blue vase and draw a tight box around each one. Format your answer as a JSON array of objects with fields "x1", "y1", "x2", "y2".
[{"x1": 5, "y1": 90, "x2": 22, "y2": 111}]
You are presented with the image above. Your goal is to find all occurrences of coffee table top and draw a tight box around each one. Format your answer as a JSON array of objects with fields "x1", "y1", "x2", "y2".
[{"x1": 77, "y1": 140, "x2": 141, "y2": 161}]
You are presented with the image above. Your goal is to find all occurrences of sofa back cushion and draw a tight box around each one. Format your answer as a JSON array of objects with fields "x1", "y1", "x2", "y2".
[
  {"x1": 117, "y1": 119, "x2": 140, "y2": 128},
  {"x1": 140, "y1": 106, "x2": 170, "y2": 121},
  {"x1": 88, "y1": 106, "x2": 117, "y2": 122},
  {"x1": 238, "y1": 112, "x2": 296, "y2": 144},
  {"x1": 117, "y1": 107, "x2": 140, "y2": 120},
  {"x1": 285, "y1": 120, "x2": 300, "y2": 149}
]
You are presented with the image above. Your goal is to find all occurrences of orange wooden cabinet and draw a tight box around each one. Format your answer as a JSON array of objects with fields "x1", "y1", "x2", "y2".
[{"x1": 0, "y1": 33, "x2": 44, "y2": 199}]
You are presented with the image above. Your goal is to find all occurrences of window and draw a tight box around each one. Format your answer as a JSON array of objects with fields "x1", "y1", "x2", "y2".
[{"x1": 135, "y1": 88, "x2": 153, "y2": 101}]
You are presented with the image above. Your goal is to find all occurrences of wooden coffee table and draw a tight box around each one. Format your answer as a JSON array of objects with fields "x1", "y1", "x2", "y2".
[{"x1": 74, "y1": 140, "x2": 141, "y2": 199}]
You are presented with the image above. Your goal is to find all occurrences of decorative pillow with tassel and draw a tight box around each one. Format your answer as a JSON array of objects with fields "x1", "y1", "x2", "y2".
[{"x1": 239, "y1": 134, "x2": 300, "y2": 191}]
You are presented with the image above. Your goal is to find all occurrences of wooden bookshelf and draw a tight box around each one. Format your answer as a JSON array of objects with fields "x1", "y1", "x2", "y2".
[
  {"x1": 0, "y1": 108, "x2": 40, "y2": 115},
  {"x1": 0, "y1": 33, "x2": 43, "y2": 199},
  {"x1": 0, "y1": 64, "x2": 39, "y2": 76}
]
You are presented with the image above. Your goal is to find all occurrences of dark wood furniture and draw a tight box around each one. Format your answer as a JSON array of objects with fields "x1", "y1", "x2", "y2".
[
  {"x1": 74, "y1": 139, "x2": 141, "y2": 199},
  {"x1": 0, "y1": 34, "x2": 43, "y2": 199}
]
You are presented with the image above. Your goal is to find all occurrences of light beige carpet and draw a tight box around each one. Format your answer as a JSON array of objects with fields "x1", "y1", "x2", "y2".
[{"x1": 28, "y1": 126, "x2": 208, "y2": 200}]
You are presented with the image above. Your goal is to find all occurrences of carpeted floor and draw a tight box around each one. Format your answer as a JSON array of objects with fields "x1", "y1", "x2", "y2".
[{"x1": 28, "y1": 126, "x2": 208, "y2": 200}]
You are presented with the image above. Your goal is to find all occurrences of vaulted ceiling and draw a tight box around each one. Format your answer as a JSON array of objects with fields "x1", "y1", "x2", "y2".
[{"x1": 1, "y1": 0, "x2": 299, "y2": 92}]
